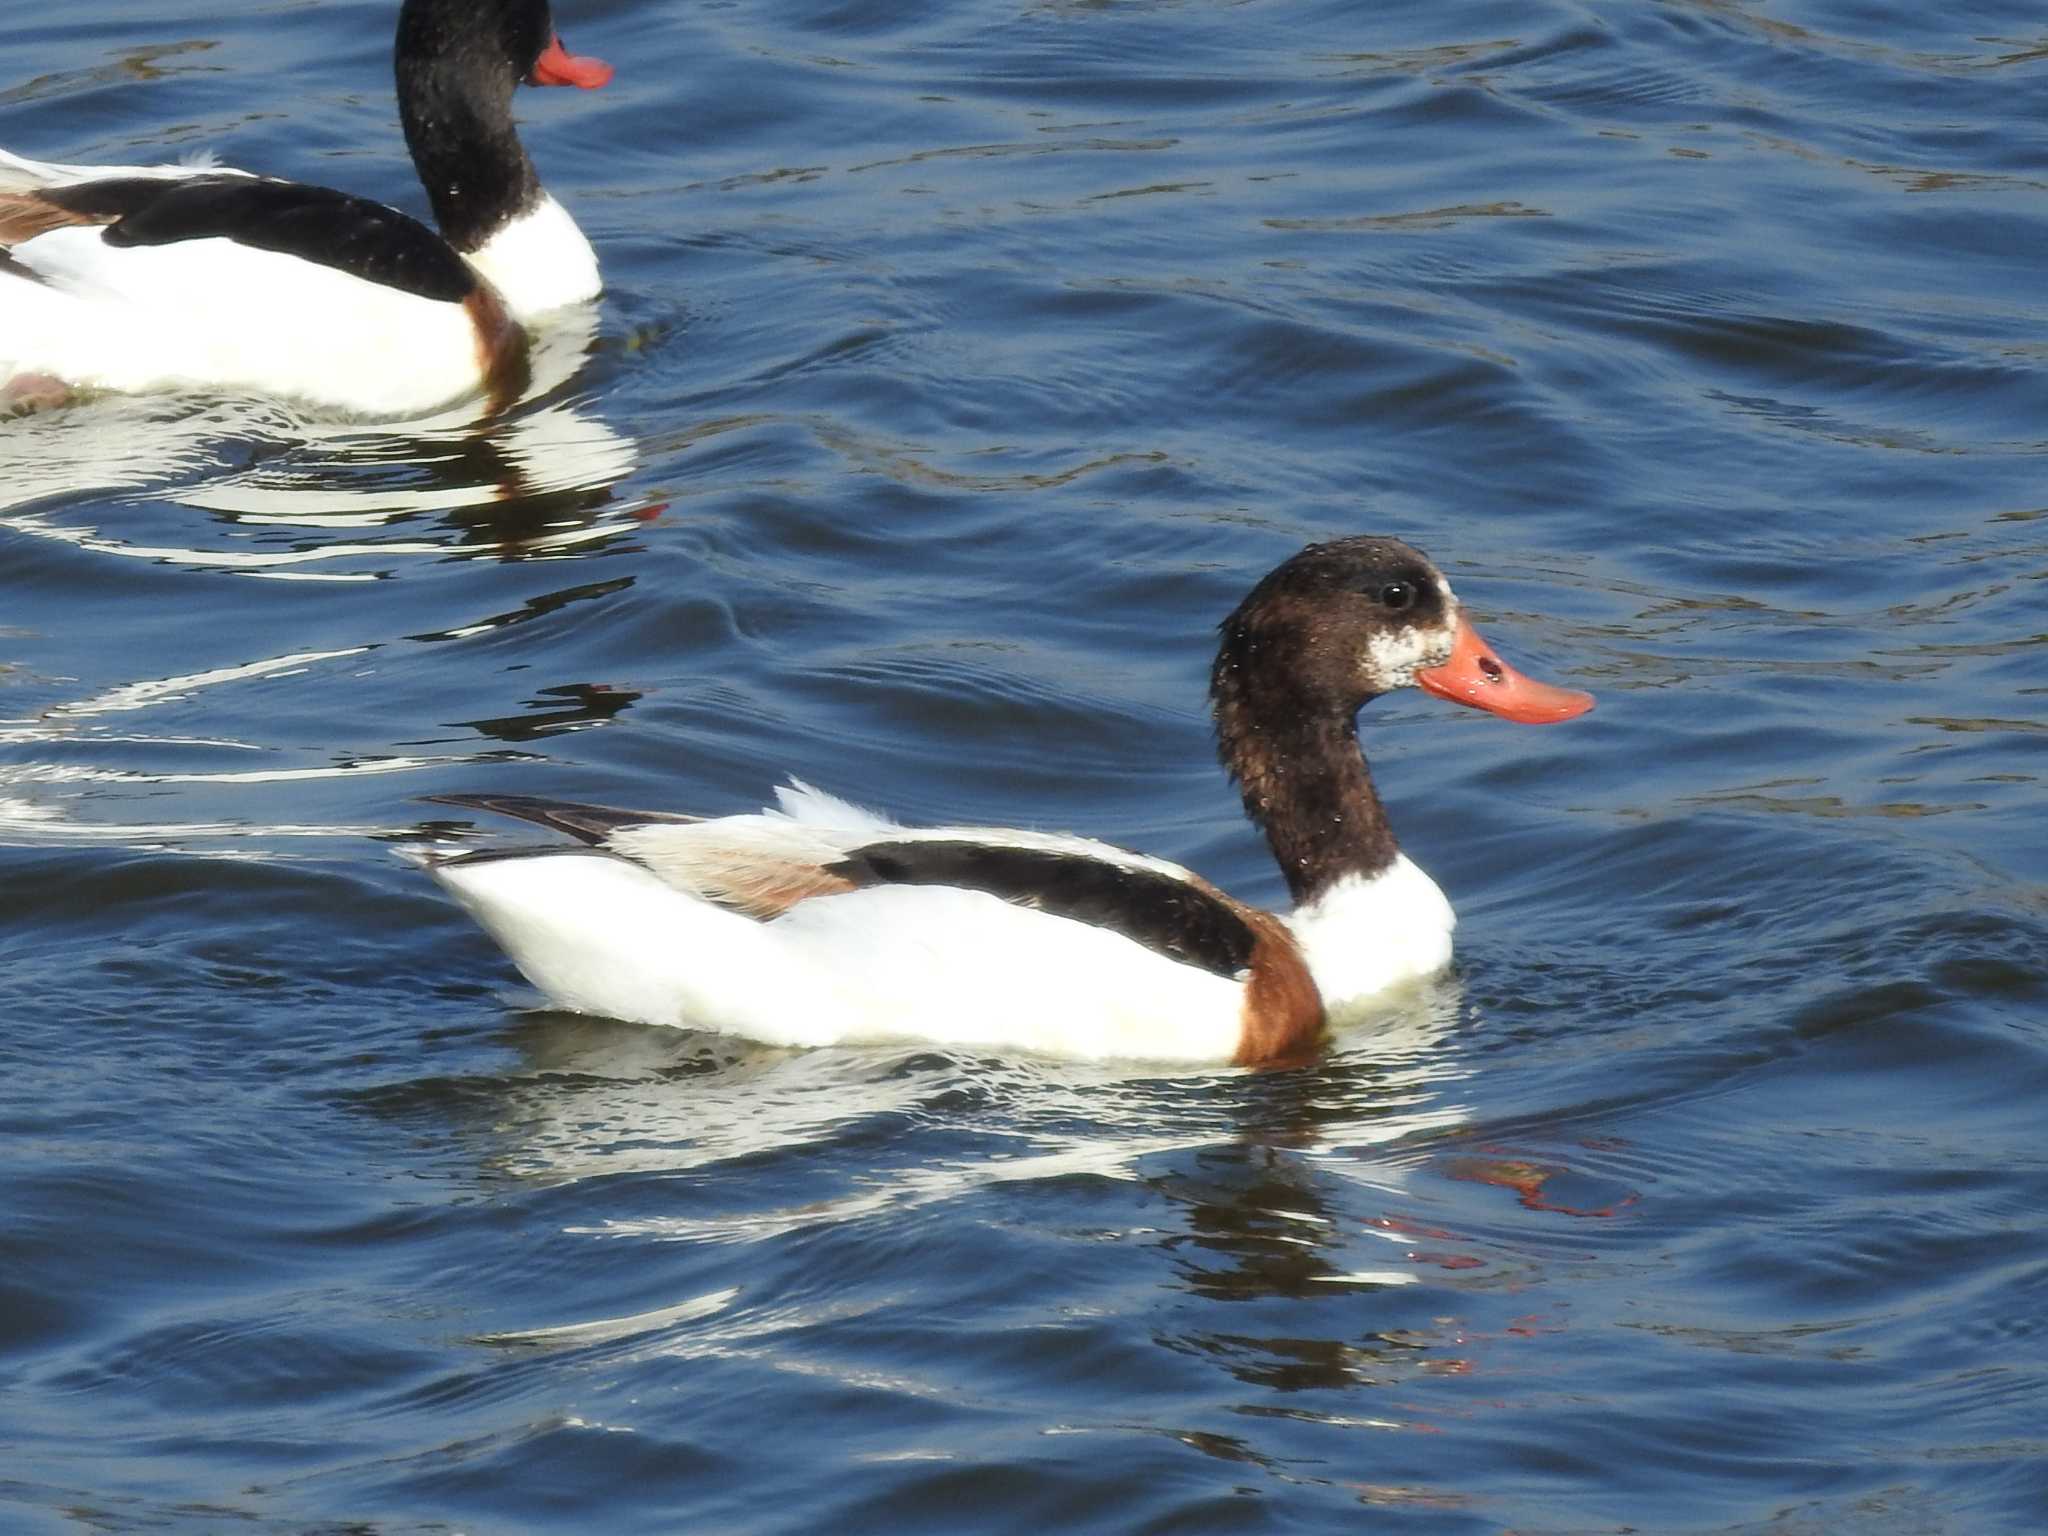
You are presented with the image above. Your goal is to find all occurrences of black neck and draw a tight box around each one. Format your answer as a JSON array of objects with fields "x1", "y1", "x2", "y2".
[
  {"x1": 396, "y1": 35, "x2": 540, "y2": 252},
  {"x1": 1210, "y1": 635, "x2": 1399, "y2": 906}
]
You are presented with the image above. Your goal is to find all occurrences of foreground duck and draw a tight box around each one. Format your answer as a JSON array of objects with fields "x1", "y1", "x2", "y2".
[
  {"x1": 0, "y1": 0, "x2": 610, "y2": 416},
  {"x1": 423, "y1": 537, "x2": 1594, "y2": 1064}
]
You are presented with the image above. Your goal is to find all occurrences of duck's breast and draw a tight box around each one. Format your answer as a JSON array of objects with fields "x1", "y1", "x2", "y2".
[
  {"x1": 1288, "y1": 854, "x2": 1457, "y2": 1006},
  {"x1": 463, "y1": 193, "x2": 600, "y2": 318}
]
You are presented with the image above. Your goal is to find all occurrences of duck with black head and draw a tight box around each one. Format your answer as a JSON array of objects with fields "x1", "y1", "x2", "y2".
[
  {"x1": 416, "y1": 537, "x2": 1594, "y2": 1067},
  {"x1": 0, "y1": 0, "x2": 612, "y2": 416}
]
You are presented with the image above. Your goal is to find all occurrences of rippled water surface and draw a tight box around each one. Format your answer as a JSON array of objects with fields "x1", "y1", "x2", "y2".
[{"x1": 4, "y1": 1, "x2": 2047, "y2": 1531}]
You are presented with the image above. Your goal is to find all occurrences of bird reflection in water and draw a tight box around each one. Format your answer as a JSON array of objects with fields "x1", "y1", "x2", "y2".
[
  {"x1": 0, "y1": 305, "x2": 653, "y2": 847},
  {"x1": 377, "y1": 973, "x2": 1476, "y2": 1343},
  {"x1": 455, "y1": 679, "x2": 642, "y2": 745},
  {"x1": 0, "y1": 304, "x2": 650, "y2": 576}
]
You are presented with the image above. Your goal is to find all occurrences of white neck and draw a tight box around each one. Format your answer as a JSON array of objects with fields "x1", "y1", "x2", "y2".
[
  {"x1": 465, "y1": 194, "x2": 600, "y2": 319},
  {"x1": 1287, "y1": 855, "x2": 1455, "y2": 1007}
]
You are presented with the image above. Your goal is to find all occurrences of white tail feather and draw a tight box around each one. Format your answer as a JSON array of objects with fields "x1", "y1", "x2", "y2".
[
  {"x1": 772, "y1": 778, "x2": 897, "y2": 832},
  {"x1": 433, "y1": 851, "x2": 830, "y2": 1040}
]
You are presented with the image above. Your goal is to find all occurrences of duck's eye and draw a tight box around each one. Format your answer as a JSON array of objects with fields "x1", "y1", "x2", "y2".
[{"x1": 1378, "y1": 581, "x2": 1414, "y2": 611}]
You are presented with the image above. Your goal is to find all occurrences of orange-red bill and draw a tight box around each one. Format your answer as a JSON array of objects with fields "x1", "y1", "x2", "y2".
[
  {"x1": 1414, "y1": 613, "x2": 1594, "y2": 724},
  {"x1": 529, "y1": 35, "x2": 613, "y2": 89}
]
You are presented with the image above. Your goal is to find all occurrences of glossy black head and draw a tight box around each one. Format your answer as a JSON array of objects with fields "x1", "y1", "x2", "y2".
[
  {"x1": 395, "y1": 0, "x2": 568, "y2": 249},
  {"x1": 398, "y1": 0, "x2": 558, "y2": 91}
]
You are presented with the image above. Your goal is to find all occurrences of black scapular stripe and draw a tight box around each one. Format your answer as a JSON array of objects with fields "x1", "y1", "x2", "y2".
[
  {"x1": 47, "y1": 175, "x2": 477, "y2": 304},
  {"x1": 828, "y1": 840, "x2": 1259, "y2": 980}
]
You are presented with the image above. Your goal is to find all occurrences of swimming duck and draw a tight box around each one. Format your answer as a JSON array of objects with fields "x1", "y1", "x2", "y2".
[
  {"x1": 423, "y1": 537, "x2": 1594, "y2": 1064},
  {"x1": 0, "y1": 0, "x2": 610, "y2": 416}
]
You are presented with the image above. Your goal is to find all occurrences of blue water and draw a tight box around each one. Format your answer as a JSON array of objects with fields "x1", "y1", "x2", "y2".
[{"x1": 4, "y1": 1, "x2": 2047, "y2": 1531}]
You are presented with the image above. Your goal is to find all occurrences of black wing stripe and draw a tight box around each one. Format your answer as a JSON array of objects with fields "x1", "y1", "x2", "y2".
[
  {"x1": 0, "y1": 250, "x2": 47, "y2": 286},
  {"x1": 425, "y1": 793, "x2": 703, "y2": 845},
  {"x1": 825, "y1": 840, "x2": 1258, "y2": 980},
  {"x1": 44, "y1": 175, "x2": 478, "y2": 304},
  {"x1": 436, "y1": 844, "x2": 631, "y2": 869}
]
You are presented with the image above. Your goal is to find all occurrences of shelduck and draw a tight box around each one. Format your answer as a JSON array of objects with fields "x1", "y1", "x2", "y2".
[
  {"x1": 422, "y1": 537, "x2": 1594, "y2": 1065},
  {"x1": 0, "y1": 0, "x2": 611, "y2": 417}
]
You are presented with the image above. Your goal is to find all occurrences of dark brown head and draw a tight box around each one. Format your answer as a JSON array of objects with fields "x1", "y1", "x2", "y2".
[
  {"x1": 1211, "y1": 535, "x2": 1594, "y2": 728},
  {"x1": 1211, "y1": 537, "x2": 1461, "y2": 724},
  {"x1": 1209, "y1": 536, "x2": 1592, "y2": 900}
]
